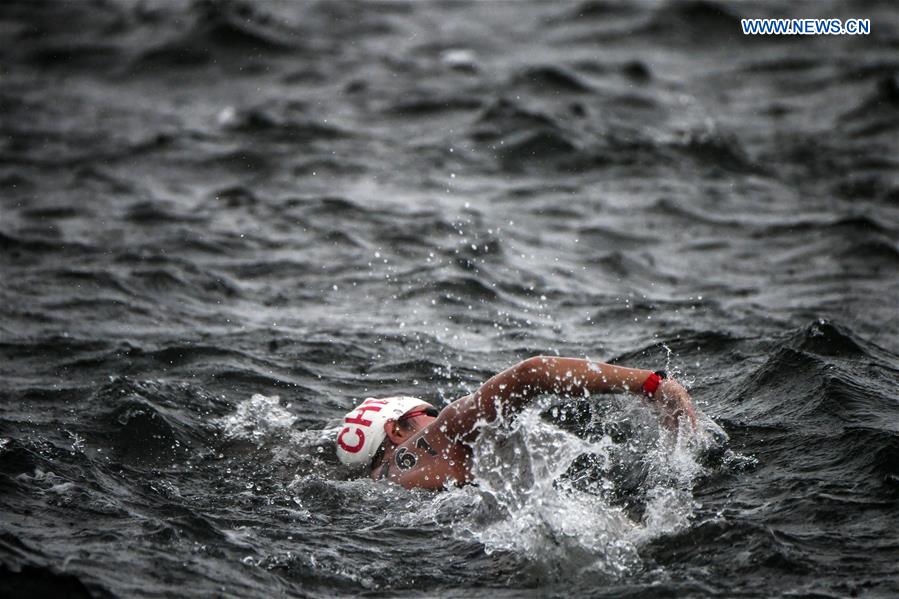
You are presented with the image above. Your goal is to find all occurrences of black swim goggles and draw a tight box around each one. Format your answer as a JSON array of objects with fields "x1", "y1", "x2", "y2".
[{"x1": 397, "y1": 406, "x2": 440, "y2": 422}]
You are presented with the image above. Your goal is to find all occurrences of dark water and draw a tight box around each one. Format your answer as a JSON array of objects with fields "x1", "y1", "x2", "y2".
[{"x1": 2, "y1": 0, "x2": 898, "y2": 597}]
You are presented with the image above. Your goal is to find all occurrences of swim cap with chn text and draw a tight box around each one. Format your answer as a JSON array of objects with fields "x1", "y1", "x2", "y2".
[{"x1": 335, "y1": 396, "x2": 434, "y2": 467}]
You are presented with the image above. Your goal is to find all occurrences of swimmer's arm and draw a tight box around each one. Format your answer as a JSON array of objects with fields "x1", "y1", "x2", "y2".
[{"x1": 439, "y1": 356, "x2": 694, "y2": 441}]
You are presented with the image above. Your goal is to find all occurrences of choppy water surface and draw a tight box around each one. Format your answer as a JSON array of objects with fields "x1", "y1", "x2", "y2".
[{"x1": 1, "y1": 0, "x2": 898, "y2": 597}]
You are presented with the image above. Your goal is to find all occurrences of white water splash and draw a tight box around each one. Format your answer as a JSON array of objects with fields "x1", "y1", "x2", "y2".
[
  {"x1": 450, "y1": 397, "x2": 718, "y2": 579},
  {"x1": 218, "y1": 394, "x2": 296, "y2": 443}
]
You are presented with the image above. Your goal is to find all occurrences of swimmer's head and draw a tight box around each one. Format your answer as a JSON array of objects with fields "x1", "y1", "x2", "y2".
[{"x1": 335, "y1": 396, "x2": 436, "y2": 468}]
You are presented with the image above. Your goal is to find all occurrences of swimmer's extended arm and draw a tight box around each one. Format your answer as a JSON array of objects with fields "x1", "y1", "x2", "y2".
[{"x1": 438, "y1": 356, "x2": 696, "y2": 441}]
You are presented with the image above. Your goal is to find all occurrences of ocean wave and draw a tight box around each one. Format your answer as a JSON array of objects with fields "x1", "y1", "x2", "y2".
[
  {"x1": 510, "y1": 65, "x2": 593, "y2": 94},
  {"x1": 135, "y1": 0, "x2": 310, "y2": 70}
]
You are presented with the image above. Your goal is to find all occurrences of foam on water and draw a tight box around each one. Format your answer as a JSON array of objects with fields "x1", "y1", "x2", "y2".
[
  {"x1": 455, "y1": 401, "x2": 718, "y2": 578},
  {"x1": 218, "y1": 393, "x2": 338, "y2": 470},
  {"x1": 219, "y1": 394, "x2": 296, "y2": 442},
  {"x1": 465, "y1": 408, "x2": 640, "y2": 578},
  {"x1": 345, "y1": 394, "x2": 731, "y2": 582}
]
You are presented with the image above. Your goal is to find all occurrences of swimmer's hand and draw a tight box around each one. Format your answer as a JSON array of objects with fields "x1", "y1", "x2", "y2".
[{"x1": 652, "y1": 379, "x2": 698, "y2": 431}]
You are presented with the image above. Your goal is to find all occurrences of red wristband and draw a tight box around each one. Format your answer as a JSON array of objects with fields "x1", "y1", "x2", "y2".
[{"x1": 641, "y1": 370, "x2": 667, "y2": 397}]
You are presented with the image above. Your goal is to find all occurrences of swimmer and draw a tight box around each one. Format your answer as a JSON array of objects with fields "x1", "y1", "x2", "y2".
[{"x1": 335, "y1": 356, "x2": 697, "y2": 490}]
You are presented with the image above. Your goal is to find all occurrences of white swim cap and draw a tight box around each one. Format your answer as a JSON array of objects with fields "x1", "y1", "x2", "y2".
[{"x1": 335, "y1": 396, "x2": 434, "y2": 467}]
